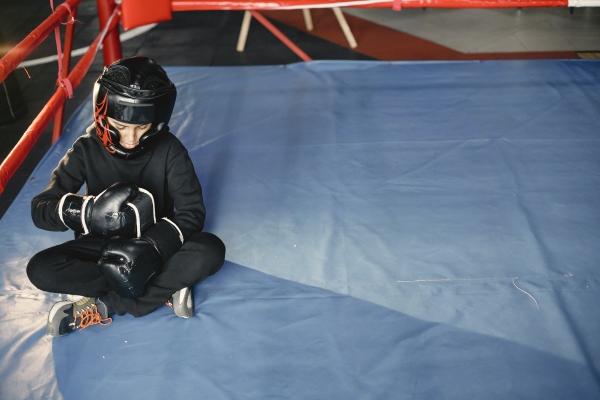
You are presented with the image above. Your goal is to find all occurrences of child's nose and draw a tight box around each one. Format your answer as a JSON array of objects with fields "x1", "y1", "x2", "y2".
[{"x1": 121, "y1": 128, "x2": 135, "y2": 142}]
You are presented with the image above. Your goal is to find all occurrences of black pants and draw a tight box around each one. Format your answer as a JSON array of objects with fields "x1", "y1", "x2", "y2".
[{"x1": 27, "y1": 232, "x2": 225, "y2": 317}]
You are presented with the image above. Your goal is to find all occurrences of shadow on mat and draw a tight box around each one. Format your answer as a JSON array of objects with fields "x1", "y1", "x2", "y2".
[{"x1": 52, "y1": 261, "x2": 598, "y2": 399}]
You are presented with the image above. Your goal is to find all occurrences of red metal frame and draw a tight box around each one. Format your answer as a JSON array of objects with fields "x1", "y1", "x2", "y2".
[
  {"x1": 170, "y1": 0, "x2": 568, "y2": 10},
  {"x1": 96, "y1": 0, "x2": 123, "y2": 65},
  {"x1": 52, "y1": 7, "x2": 79, "y2": 144},
  {"x1": 0, "y1": 0, "x2": 83, "y2": 84},
  {"x1": 169, "y1": 0, "x2": 568, "y2": 63},
  {"x1": 249, "y1": 11, "x2": 313, "y2": 61},
  {"x1": 0, "y1": 4, "x2": 121, "y2": 194},
  {"x1": 0, "y1": 0, "x2": 583, "y2": 194}
]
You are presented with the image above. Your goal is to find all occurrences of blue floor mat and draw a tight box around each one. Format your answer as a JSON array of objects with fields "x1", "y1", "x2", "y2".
[{"x1": 1, "y1": 60, "x2": 599, "y2": 399}]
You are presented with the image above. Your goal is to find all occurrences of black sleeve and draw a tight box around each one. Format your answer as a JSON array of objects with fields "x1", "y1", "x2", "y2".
[
  {"x1": 165, "y1": 144, "x2": 206, "y2": 240},
  {"x1": 31, "y1": 141, "x2": 87, "y2": 232}
]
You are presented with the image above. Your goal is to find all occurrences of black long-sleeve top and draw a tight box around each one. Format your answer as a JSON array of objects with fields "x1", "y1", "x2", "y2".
[{"x1": 31, "y1": 125, "x2": 205, "y2": 241}]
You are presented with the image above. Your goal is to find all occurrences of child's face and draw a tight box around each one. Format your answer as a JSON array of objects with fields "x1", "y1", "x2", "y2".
[{"x1": 106, "y1": 117, "x2": 152, "y2": 150}]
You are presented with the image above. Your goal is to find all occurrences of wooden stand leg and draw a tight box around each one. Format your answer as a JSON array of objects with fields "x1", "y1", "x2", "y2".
[
  {"x1": 236, "y1": 10, "x2": 252, "y2": 52},
  {"x1": 302, "y1": 9, "x2": 314, "y2": 31},
  {"x1": 332, "y1": 7, "x2": 357, "y2": 48}
]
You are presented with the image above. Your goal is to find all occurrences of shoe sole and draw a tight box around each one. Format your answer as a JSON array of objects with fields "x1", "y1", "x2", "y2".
[
  {"x1": 46, "y1": 301, "x2": 74, "y2": 337},
  {"x1": 173, "y1": 287, "x2": 194, "y2": 318}
]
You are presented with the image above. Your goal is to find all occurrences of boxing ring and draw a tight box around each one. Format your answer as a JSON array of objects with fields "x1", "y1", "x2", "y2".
[
  {"x1": 1, "y1": 1, "x2": 600, "y2": 399},
  {"x1": 0, "y1": 59, "x2": 599, "y2": 399}
]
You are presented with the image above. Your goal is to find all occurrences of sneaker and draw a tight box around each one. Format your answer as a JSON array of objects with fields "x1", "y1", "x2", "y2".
[
  {"x1": 46, "y1": 297, "x2": 112, "y2": 337},
  {"x1": 167, "y1": 287, "x2": 194, "y2": 318}
]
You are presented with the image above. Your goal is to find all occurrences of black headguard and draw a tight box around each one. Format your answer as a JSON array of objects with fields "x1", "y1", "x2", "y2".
[{"x1": 93, "y1": 56, "x2": 177, "y2": 159}]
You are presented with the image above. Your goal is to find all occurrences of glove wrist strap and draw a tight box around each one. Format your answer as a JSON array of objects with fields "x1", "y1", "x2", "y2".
[
  {"x1": 81, "y1": 196, "x2": 93, "y2": 234},
  {"x1": 143, "y1": 219, "x2": 184, "y2": 262},
  {"x1": 59, "y1": 194, "x2": 87, "y2": 232}
]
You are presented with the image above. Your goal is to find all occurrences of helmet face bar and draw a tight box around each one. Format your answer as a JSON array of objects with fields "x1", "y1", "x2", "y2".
[{"x1": 93, "y1": 56, "x2": 177, "y2": 159}]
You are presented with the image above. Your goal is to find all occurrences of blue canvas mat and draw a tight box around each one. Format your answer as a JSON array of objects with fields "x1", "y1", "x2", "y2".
[{"x1": 1, "y1": 60, "x2": 599, "y2": 399}]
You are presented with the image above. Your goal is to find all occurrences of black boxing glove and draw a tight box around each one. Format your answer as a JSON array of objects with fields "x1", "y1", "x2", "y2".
[
  {"x1": 99, "y1": 236, "x2": 162, "y2": 298},
  {"x1": 99, "y1": 218, "x2": 184, "y2": 298},
  {"x1": 59, "y1": 181, "x2": 156, "y2": 237}
]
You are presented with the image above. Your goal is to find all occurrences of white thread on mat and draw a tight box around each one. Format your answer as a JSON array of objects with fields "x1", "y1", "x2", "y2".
[
  {"x1": 396, "y1": 277, "x2": 508, "y2": 283},
  {"x1": 512, "y1": 277, "x2": 540, "y2": 311}
]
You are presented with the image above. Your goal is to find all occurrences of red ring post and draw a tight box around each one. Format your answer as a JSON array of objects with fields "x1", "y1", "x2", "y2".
[
  {"x1": 96, "y1": 0, "x2": 122, "y2": 65},
  {"x1": 0, "y1": 0, "x2": 83, "y2": 84},
  {"x1": 53, "y1": 7, "x2": 79, "y2": 143},
  {"x1": 0, "y1": 7, "x2": 121, "y2": 194}
]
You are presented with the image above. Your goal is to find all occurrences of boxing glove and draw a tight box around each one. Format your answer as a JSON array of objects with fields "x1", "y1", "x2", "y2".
[
  {"x1": 59, "y1": 193, "x2": 93, "y2": 233},
  {"x1": 99, "y1": 218, "x2": 184, "y2": 298},
  {"x1": 59, "y1": 181, "x2": 155, "y2": 237},
  {"x1": 99, "y1": 236, "x2": 162, "y2": 298}
]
